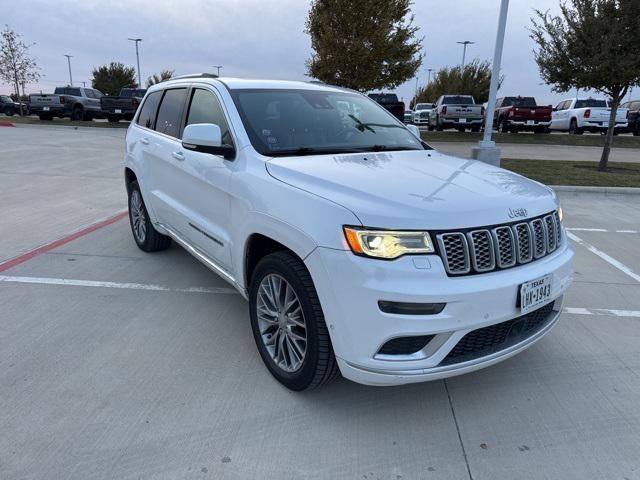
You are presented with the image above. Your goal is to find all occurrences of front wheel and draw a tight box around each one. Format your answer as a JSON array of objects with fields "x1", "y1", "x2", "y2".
[
  {"x1": 128, "y1": 181, "x2": 172, "y2": 252},
  {"x1": 634, "y1": 123, "x2": 640, "y2": 137},
  {"x1": 249, "y1": 251, "x2": 339, "y2": 391}
]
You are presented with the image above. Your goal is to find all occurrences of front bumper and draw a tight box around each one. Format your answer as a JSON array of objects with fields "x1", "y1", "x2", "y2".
[{"x1": 305, "y1": 241, "x2": 573, "y2": 386}]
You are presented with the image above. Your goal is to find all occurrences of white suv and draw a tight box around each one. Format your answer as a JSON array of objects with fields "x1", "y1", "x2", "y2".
[{"x1": 124, "y1": 74, "x2": 574, "y2": 390}]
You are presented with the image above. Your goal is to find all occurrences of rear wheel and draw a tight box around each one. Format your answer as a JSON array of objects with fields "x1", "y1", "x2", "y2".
[
  {"x1": 499, "y1": 119, "x2": 511, "y2": 133},
  {"x1": 249, "y1": 251, "x2": 339, "y2": 391},
  {"x1": 634, "y1": 123, "x2": 640, "y2": 136},
  {"x1": 435, "y1": 116, "x2": 443, "y2": 131},
  {"x1": 128, "y1": 181, "x2": 172, "y2": 252},
  {"x1": 569, "y1": 118, "x2": 583, "y2": 135},
  {"x1": 71, "y1": 106, "x2": 84, "y2": 121}
]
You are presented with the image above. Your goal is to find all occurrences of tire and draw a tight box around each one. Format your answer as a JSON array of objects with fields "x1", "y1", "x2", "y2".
[
  {"x1": 534, "y1": 126, "x2": 550, "y2": 134},
  {"x1": 249, "y1": 251, "x2": 339, "y2": 391},
  {"x1": 38, "y1": 113, "x2": 53, "y2": 121},
  {"x1": 435, "y1": 116, "x2": 443, "y2": 131},
  {"x1": 569, "y1": 119, "x2": 583, "y2": 135},
  {"x1": 499, "y1": 119, "x2": 511, "y2": 133},
  {"x1": 107, "y1": 114, "x2": 120, "y2": 123},
  {"x1": 71, "y1": 106, "x2": 84, "y2": 121},
  {"x1": 5, "y1": 107, "x2": 15, "y2": 116},
  {"x1": 128, "y1": 181, "x2": 172, "y2": 252},
  {"x1": 634, "y1": 123, "x2": 639, "y2": 137}
]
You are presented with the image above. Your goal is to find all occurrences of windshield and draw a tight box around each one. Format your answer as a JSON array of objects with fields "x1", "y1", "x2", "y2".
[
  {"x1": 231, "y1": 89, "x2": 427, "y2": 156},
  {"x1": 575, "y1": 99, "x2": 608, "y2": 108},
  {"x1": 415, "y1": 103, "x2": 431, "y2": 110},
  {"x1": 1, "y1": 95, "x2": 12, "y2": 102},
  {"x1": 442, "y1": 96, "x2": 474, "y2": 105}
]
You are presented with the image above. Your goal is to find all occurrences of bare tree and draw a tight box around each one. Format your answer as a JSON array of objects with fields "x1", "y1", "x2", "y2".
[{"x1": 0, "y1": 25, "x2": 40, "y2": 116}]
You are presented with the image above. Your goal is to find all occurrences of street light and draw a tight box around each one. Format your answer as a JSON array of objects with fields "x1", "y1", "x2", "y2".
[
  {"x1": 427, "y1": 68, "x2": 433, "y2": 86},
  {"x1": 211, "y1": 65, "x2": 223, "y2": 76},
  {"x1": 456, "y1": 40, "x2": 474, "y2": 68},
  {"x1": 63, "y1": 54, "x2": 73, "y2": 86},
  {"x1": 471, "y1": 0, "x2": 509, "y2": 166},
  {"x1": 128, "y1": 38, "x2": 142, "y2": 87}
]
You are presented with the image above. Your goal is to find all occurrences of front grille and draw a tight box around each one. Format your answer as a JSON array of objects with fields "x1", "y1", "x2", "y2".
[
  {"x1": 436, "y1": 211, "x2": 562, "y2": 276},
  {"x1": 439, "y1": 302, "x2": 556, "y2": 366},
  {"x1": 378, "y1": 335, "x2": 435, "y2": 356},
  {"x1": 419, "y1": 111, "x2": 429, "y2": 118}
]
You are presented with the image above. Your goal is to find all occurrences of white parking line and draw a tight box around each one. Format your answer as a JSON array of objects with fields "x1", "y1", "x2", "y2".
[
  {"x1": 567, "y1": 228, "x2": 639, "y2": 234},
  {"x1": 0, "y1": 275, "x2": 238, "y2": 295},
  {"x1": 566, "y1": 231, "x2": 640, "y2": 283},
  {"x1": 564, "y1": 307, "x2": 640, "y2": 318}
]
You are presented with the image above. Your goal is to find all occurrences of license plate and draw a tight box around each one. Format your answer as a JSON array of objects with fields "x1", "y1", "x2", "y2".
[
  {"x1": 43, "y1": 106, "x2": 50, "y2": 111},
  {"x1": 459, "y1": 118, "x2": 467, "y2": 123},
  {"x1": 526, "y1": 120, "x2": 534, "y2": 125},
  {"x1": 115, "y1": 109, "x2": 122, "y2": 114},
  {"x1": 519, "y1": 274, "x2": 553, "y2": 314}
]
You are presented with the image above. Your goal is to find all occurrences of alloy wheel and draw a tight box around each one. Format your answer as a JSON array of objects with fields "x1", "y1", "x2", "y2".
[
  {"x1": 256, "y1": 273, "x2": 307, "y2": 372},
  {"x1": 130, "y1": 190, "x2": 147, "y2": 244}
]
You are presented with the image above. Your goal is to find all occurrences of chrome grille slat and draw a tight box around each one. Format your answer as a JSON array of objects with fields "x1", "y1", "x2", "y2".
[{"x1": 437, "y1": 211, "x2": 562, "y2": 276}]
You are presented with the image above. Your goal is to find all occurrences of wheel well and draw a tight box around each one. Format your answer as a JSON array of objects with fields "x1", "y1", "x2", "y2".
[
  {"x1": 124, "y1": 168, "x2": 137, "y2": 194},
  {"x1": 244, "y1": 234, "x2": 292, "y2": 288}
]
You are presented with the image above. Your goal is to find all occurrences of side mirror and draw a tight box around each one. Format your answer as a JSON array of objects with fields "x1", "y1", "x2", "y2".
[
  {"x1": 182, "y1": 123, "x2": 235, "y2": 160},
  {"x1": 406, "y1": 124, "x2": 421, "y2": 138}
]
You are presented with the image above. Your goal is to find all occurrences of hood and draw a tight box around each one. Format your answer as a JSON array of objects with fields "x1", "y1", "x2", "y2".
[{"x1": 265, "y1": 150, "x2": 557, "y2": 230}]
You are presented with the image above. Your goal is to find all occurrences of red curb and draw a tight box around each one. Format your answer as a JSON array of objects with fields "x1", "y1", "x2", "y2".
[
  {"x1": 0, "y1": 211, "x2": 128, "y2": 273},
  {"x1": 0, "y1": 120, "x2": 15, "y2": 127}
]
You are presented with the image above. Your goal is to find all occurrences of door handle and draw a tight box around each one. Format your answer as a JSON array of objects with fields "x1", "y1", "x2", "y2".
[
  {"x1": 172, "y1": 151, "x2": 185, "y2": 161},
  {"x1": 140, "y1": 138, "x2": 150, "y2": 145}
]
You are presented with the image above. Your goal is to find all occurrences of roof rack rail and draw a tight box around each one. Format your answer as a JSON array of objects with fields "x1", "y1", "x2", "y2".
[{"x1": 169, "y1": 73, "x2": 219, "y2": 80}]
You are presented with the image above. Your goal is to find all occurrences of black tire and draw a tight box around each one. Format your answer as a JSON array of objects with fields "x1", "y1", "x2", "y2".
[
  {"x1": 634, "y1": 123, "x2": 639, "y2": 137},
  {"x1": 5, "y1": 107, "x2": 15, "y2": 116},
  {"x1": 249, "y1": 251, "x2": 339, "y2": 391},
  {"x1": 128, "y1": 181, "x2": 172, "y2": 252},
  {"x1": 435, "y1": 116, "x2": 443, "y2": 131},
  {"x1": 71, "y1": 105, "x2": 84, "y2": 121},
  {"x1": 569, "y1": 118, "x2": 583, "y2": 135},
  {"x1": 38, "y1": 113, "x2": 53, "y2": 121},
  {"x1": 498, "y1": 119, "x2": 511, "y2": 133}
]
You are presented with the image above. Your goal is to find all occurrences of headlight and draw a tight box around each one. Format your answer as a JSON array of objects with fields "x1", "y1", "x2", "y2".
[{"x1": 343, "y1": 227, "x2": 435, "y2": 259}]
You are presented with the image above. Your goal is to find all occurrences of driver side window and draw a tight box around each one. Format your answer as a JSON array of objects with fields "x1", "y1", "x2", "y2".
[{"x1": 185, "y1": 89, "x2": 234, "y2": 147}]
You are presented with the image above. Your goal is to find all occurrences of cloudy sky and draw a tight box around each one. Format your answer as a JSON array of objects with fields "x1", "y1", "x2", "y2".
[{"x1": 4, "y1": 0, "x2": 612, "y2": 105}]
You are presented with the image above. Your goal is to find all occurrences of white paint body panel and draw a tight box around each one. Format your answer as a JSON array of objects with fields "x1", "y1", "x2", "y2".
[{"x1": 125, "y1": 76, "x2": 574, "y2": 386}]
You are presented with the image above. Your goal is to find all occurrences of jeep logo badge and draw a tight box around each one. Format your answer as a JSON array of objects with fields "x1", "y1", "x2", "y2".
[{"x1": 508, "y1": 208, "x2": 528, "y2": 219}]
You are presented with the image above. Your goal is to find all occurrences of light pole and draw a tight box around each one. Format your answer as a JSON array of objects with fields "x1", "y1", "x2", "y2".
[
  {"x1": 472, "y1": 0, "x2": 509, "y2": 166},
  {"x1": 64, "y1": 54, "x2": 73, "y2": 86},
  {"x1": 457, "y1": 40, "x2": 474, "y2": 68},
  {"x1": 427, "y1": 68, "x2": 433, "y2": 86},
  {"x1": 211, "y1": 65, "x2": 223, "y2": 76},
  {"x1": 128, "y1": 38, "x2": 142, "y2": 87}
]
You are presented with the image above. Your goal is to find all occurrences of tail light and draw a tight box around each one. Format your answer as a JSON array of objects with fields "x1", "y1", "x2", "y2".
[
  {"x1": 132, "y1": 98, "x2": 140, "y2": 108},
  {"x1": 60, "y1": 96, "x2": 65, "y2": 104},
  {"x1": 442, "y1": 106, "x2": 447, "y2": 114},
  {"x1": 584, "y1": 109, "x2": 590, "y2": 119}
]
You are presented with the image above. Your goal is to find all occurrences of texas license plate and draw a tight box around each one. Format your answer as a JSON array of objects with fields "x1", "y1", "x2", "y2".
[
  {"x1": 459, "y1": 118, "x2": 467, "y2": 123},
  {"x1": 520, "y1": 274, "x2": 553, "y2": 314},
  {"x1": 115, "y1": 109, "x2": 122, "y2": 114},
  {"x1": 43, "y1": 106, "x2": 50, "y2": 111}
]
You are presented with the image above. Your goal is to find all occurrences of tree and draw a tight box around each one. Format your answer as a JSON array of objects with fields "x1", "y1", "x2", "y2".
[
  {"x1": 146, "y1": 69, "x2": 174, "y2": 88},
  {"x1": 530, "y1": 0, "x2": 640, "y2": 171},
  {"x1": 413, "y1": 60, "x2": 503, "y2": 107},
  {"x1": 0, "y1": 25, "x2": 40, "y2": 116},
  {"x1": 305, "y1": 0, "x2": 423, "y2": 91},
  {"x1": 91, "y1": 62, "x2": 137, "y2": 96}
]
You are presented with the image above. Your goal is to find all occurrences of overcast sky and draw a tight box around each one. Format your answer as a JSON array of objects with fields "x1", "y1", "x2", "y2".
[{"x1": 4, "y1": 0, "x2": 614, "y2": 105}]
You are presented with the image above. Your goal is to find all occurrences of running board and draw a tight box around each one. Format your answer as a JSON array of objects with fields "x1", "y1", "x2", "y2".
[{"x1": 156, "y1": 223, "x2": 247, "y2": 298}]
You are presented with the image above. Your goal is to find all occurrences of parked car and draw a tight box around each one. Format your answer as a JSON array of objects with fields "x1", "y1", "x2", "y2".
[
  {"x1": 429, "y1": 95, "x2": 484, "y2": 131},
  {"x1": 367, "y1": 93, "x2": 405, "y2": 122},
  {"x1": 621, "y1": 99, "x2": 640, "y2": 136},
  {"x1": 403, "y1": 109, "x2": 413, "y2": 124},
  {"x1": 29, "y1": 86, "x2": 105, "y2": 121},
  {"x1": 124, "y1": 74, "x2": 573, "y2": 390},
  {"x1": 412, "y1": 102, "x2": 434, "y2": 125},
  {"x1": 0, "y1": 95, "x2": 30, "y2": 116},
  {"x1": 550, "y1": 98, "x2": 628, "y2": 134},
  {"x1": 492, "y1": 96, "x2": 552, "y2": 133},
  {"x1": 100, "y1": 88, "x2": 147, "y2": 123}
]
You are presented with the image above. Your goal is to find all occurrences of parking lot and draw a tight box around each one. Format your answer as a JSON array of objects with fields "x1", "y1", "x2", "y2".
[{"x1": 1, "y1": 125, "x2": 639, "y2": 480}]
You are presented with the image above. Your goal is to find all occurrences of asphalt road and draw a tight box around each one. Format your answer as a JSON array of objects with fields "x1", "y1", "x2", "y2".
[{"x1": 1, "y1": 125, "x2": 639, "y2": 480}]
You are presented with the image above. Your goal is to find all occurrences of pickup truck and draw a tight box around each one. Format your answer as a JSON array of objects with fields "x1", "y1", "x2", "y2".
[
  {"x1": 429, "y1": 95, "x2": 484, "y2": 132},
  {"x1": 367, "y1": 93, "x2": 405, "y2": 122},
  {"x1": 100, "y1": 88, "x2": 147, "y2": 123},
  {"x1": 492, "y1": 96, "x2": 552, "y2": 133},
  {"x1": 29, "y1": 86, "x2": 105, "y2": 121},
  {"x1": 412, "y1": 102, "x2": 434, "y2": 125},
  {"x1": 621, "y1": 99, "x2": 640, "y2": 136},
  {"x1": 550, "y1": 98, "x2": 628, "y2": 134}
]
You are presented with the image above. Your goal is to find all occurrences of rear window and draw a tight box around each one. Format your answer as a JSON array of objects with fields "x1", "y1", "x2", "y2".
[
  {"x1": 136, "y1": 91, "x2": 163, "y2": 129},
  {"x1": 154, "y1": 88, "x2": 188, "y2": 138},
  {"x1": 575, "y1": 99, "x2": 607, "y2": 108},
  {"x1": 54, "y1": 87, "x2": 81, "y2": 96},
  {"x1": 442, "y1": 96, "x2": 474, "y2": 105},
  {"x1": 121, "y1": 89, "x2": 147, "y2": 98},
  {"x1": 503, "y1": 97, "x2": 537, "y2": 107}
]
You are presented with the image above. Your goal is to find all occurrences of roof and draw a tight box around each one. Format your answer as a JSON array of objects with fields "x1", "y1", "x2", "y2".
[{"x1": 157, "y1": 74, "x2": 351, "y2": 93}]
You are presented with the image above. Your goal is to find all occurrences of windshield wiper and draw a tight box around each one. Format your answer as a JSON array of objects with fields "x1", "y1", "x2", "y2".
[
  {"x1": 356, "y1": 145, "x2": 422, "y2": 152},
  {"x1": 268, "y1": 147, "x2": 362, "y2": 157}
]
